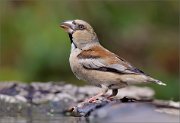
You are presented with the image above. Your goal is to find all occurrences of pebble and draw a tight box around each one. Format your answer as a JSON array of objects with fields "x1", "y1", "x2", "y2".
[{"x1": 0, "y1": 81, "x2": 179, "y2": 122}]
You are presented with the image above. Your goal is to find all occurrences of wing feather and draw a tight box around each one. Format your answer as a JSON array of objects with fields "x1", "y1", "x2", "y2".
[{"x1": 78, "y1": 45, "x2": 145, "y2": 75}]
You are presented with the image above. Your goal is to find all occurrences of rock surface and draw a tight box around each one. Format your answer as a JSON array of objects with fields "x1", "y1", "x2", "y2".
[
  {"x1": 89, "y1": 102, "x2": 179, "y2": 123},
  {"x1": 0, "y1": 82, "x2": 179, "y2": 123}
]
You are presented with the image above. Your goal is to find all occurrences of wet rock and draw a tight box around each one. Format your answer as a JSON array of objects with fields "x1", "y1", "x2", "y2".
[
  {"x1": 72, "y1": 97, "x2": 179, "y2": 118},
  {"x1": 0, "y1": 82, "x2": 155, "y2": 104},
  {"x1": 0, "y1": 81, "x2": 179, "y2": 123},
  {"x1": 89, "y1": 102, "x2": 179, "y2": 123},
  {"x1": 0, "y1": 94, "x2": 76, "y2": 117},
  {"x1": 31, "y1": 99, "x2": 76, "y2": 115},
  {"x1": 0, "y1": 83, "x2": 18, "y2": 96},
  {"x1": 0, "y1": 94, "x2": 30, "y2": 117},
  {"x1": 71, "y1": 97, "x2": 142, "y2": 117},
  {"x1": 0, "y1": 94, "x2": 27, "y2": 103},
  {"x1": 72, "y1": 98, "x2": 109, "y2": 116}
]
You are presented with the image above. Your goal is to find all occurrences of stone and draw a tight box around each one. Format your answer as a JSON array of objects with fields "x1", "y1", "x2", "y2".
[
  {"x1": 89, "y1": 102, "x2": 179, "y2": 123},
  {"x1": 0, "y1": 81, "x2": 179, "y2": 123}
]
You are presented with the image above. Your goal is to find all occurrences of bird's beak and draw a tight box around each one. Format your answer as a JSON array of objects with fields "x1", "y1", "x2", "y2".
[{"x1": 60, "y1": 20, "x2": 75, "y2": 34}]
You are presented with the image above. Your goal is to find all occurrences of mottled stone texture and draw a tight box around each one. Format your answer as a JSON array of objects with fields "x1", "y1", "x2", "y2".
[{"x1": 0, "y1": 82, "x2": 179, "y2": 123}]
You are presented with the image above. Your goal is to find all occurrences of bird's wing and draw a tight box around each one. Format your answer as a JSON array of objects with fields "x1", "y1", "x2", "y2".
[{"x1": 78, "y1": 45, "x2": 145, "y2": 74}]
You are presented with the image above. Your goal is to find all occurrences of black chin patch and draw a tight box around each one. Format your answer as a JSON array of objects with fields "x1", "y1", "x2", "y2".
[
  {"x1": 68, "y1": 33, "x2": 77, "y2": 48},
  {"x1": 68, "y1": 33, "x2": 73, "y2": 43}
]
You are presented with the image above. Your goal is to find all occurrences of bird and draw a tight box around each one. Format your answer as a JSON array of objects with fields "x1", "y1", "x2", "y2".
[{"x1": 60, "y1": 19, "x2": 166, "y2": 102}]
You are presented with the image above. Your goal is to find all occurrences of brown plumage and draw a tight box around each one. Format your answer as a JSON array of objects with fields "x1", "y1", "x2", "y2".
[{"x1": 60, "y1": 19, "x2": 166, "y2": 102}]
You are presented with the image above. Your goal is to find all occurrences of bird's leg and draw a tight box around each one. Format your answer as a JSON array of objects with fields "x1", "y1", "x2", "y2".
[
  {"x1": 85, "y1": 85, "x2": 108, "y2": 103},
  {"x1": 107, "y1": 89, "x2": 118, "y2": 100}
]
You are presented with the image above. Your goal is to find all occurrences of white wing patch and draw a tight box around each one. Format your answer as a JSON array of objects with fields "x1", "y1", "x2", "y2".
[{"x1": 79, "y1": 58, "x2": 138, "y2": 74}]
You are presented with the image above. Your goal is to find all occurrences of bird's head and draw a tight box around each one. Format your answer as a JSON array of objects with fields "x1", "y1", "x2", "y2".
[{"x1": 60, "y1": 19, "x2": 99, "y2": 49}]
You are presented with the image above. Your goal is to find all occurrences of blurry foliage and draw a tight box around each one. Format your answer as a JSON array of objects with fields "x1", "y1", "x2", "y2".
[{"x1": 0, "y1": 0, "x2": 179, "y2": 100}]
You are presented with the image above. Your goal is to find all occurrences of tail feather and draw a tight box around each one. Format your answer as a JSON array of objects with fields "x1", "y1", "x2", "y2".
[
  {"x1": 154, "y1": 80, "x2": 166, "y2": 86},
  {"x1": 148, "y1": 77, "x2": 166, "y2": 86}
]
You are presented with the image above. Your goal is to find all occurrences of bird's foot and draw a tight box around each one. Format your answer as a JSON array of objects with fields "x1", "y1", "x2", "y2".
[
  {"x1": 84, "y1": 97, "x2": 99, "y2": 103},
  {"x1": 120, "y1": 96, "x2": 136, "y2": 102}
]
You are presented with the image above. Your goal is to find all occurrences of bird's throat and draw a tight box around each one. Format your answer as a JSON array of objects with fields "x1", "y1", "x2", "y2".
[
  {"x1": 68, "y1": 33, "x2": 73, "y2": 43},
  {"x1": 68, "y1": 33, "x2": 77, "y2": 48}
]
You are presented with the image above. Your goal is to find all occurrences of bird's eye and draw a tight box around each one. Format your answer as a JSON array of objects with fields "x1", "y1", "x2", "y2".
[{"x1": 78, "y1": 24, "x2": 85, "y2": 30}]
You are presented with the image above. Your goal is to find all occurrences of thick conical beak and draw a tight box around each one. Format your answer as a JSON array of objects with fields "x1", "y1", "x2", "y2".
[{"x1": 60, "y1": 20, "x2": 74, "y2": 34}]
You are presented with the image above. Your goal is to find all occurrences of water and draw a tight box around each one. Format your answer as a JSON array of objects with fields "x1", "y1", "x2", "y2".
[
  {"x1": 0, "y1": 116, "x2": 88, "y2": 123},
  {"x1": 0, "y1": 102, "x2": 89, "y2": 123}
]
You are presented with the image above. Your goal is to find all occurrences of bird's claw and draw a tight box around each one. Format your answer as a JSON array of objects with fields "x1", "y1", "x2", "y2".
[{"x1": 85, "y1": 97, "x2": 99, "y2": 103}]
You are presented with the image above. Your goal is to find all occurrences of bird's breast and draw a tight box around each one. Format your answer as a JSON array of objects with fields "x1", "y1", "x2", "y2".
[{"x1": 69, "y1": 48, "x2": 84, "y2": 80}]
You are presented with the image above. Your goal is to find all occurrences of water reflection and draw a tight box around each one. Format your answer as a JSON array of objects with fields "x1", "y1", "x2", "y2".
[
  {"x1": 0, "y1": 116, "x2": 88, "y2": 123},
  {"x1": 0, "y1": 99, "x2": 89, "y2": 123}
]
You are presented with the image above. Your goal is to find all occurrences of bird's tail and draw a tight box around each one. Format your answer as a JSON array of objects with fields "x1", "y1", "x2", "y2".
[{"x1": 148, "y1": 77, "x2": 166, "y2": 86}]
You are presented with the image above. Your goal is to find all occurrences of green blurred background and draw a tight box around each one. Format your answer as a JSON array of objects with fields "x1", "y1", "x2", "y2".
[{"x1": 0, "y1": 0, "x2": 179, "y2": 100}]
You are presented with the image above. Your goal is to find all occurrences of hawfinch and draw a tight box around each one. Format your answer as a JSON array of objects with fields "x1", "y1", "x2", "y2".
[{"x1": 60, "y1": 19, "x2": 166, "y2": 102}]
